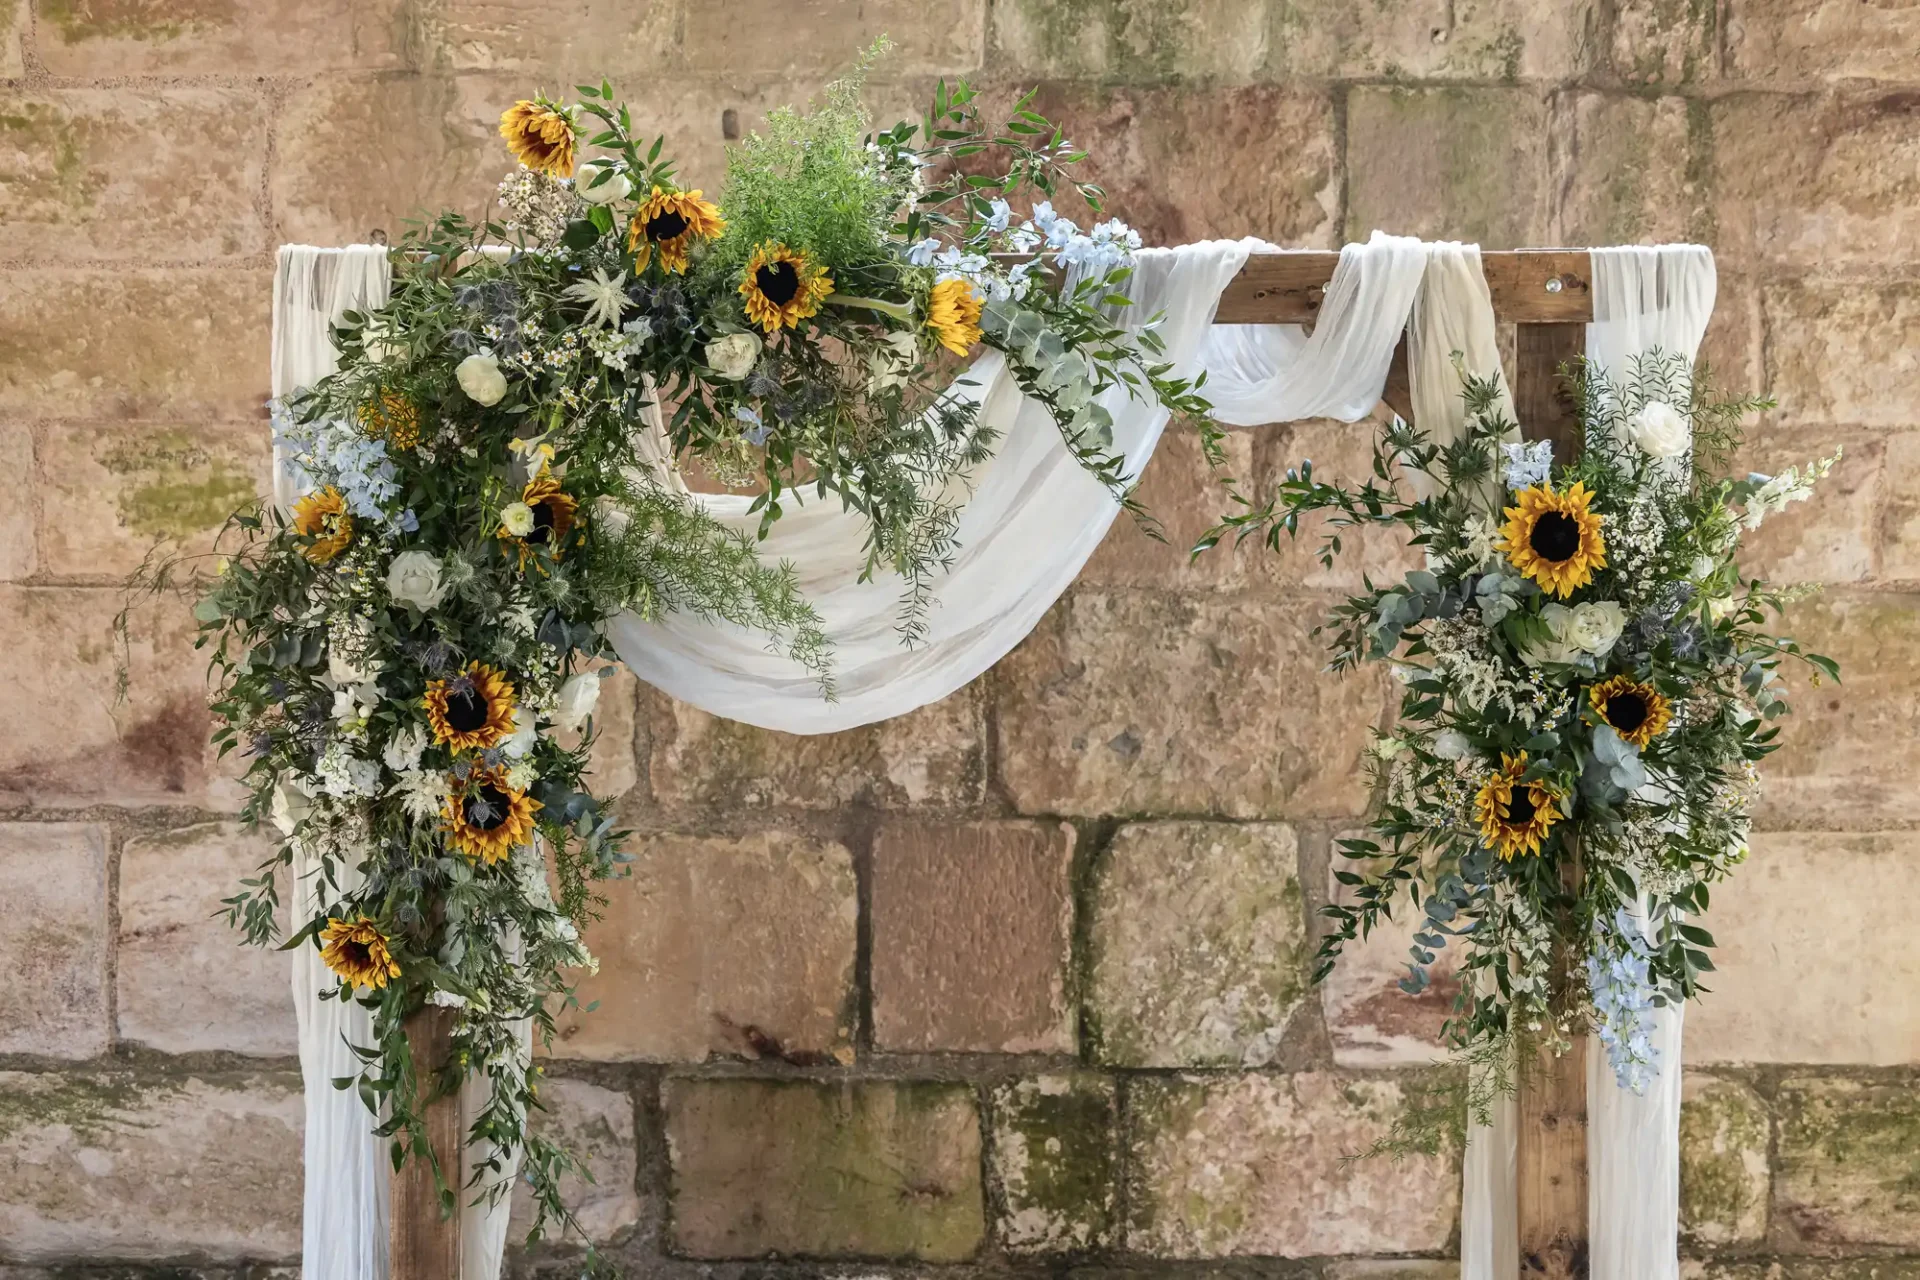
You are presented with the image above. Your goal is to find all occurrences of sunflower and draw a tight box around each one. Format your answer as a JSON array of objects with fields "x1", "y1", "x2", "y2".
[
  {"x1": 1588, "y1": 675, "x2": 1673, "y2": 748},
  {"x1": 1499, "y1": 482, "x2": 1608, "y2": 598},
  {"x1": 320, "y1": 916, "x2": 401, "y2": 991},
  {"x1": 925, "y1": 277, "x2": 984, "y2": 356},
  {"x1": 424, "y1": 662, "x2": 518, "y2": 753},
  {"x1": 499, "y1": 473, "x2": 580, "y2": 570},
  {"x1": 499, "y1": 97, "x2": 576, "y2": 177},
  {"x1": 1474, "y1": 751, "x2": 1562, "y2": 860},
  {"x1": 356, "y1": 387, "x2": 421, "y2": 451},
  {"x1": 291, "y1": 487, "x2": 354, "y2": 565},
  {"x1": 738, "y1": 241, "x2": 833, "y2": 333},
  {"x1": 443, "y1": 764, "x2": 542, "y2": 866},
  {"x1": 628, "y1": 186, "x2": 724, "y2": 274}
]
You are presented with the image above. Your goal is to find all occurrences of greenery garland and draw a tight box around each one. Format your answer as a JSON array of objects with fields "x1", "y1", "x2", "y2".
[
  {"x1": 1201, "y1": 355, "x2": 1838, "y2": 1135},
  {"x1": 149, "y1": 46, "x2": 1211, "y2": 1252}
]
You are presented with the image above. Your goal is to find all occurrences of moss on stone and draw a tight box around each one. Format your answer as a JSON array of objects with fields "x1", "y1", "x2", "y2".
[
  {"x1": 992, "y1": 1074, "x2": 1118, "y2": 1252},
  {"x1": 39, "y1": 0, "x2": 233, "y2": 43},
  {"x1": 0, "y1": 1071, "x2": 184, "y2": 1146},
  {"x1": 1679, "y1": 1077, "x2": 1769, "y2": 1244}
]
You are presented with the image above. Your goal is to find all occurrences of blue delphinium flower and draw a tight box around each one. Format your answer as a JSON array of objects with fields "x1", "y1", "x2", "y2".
[
  {"x1": 1588, "y1": 907, "x2": 1660, "y2": 1093},
  {"x1": 271, "y1": 398, "x2": 411, "y2": 529},
  {"x1": 1501, "y1": 439, "x2": 1554, "y2": 490}
]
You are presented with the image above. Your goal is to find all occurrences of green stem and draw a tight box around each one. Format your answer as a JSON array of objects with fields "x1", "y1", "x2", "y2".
[{"x1": 825, "y1": 294, "x2": 914, "y2": 324}]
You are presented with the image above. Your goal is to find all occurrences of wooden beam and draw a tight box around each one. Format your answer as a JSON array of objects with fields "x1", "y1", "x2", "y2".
[
  {"x1": 390, "y1": 1006, "x2": 461, "y2": 1280},
  {"x1": 1514, "y1": 321, "x2": 1588, "y2": 463},
  {"x1": 1211, "y1": 249, "x2": 1594, "y2": 325}
]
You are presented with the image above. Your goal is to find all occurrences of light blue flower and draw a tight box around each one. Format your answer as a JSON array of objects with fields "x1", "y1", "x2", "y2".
[
  {"x1": 733, "y1": 404, "x2": 771, "y2": 447},
  {"x1": 271, "y1": 398, "x2": 409, "y2": 529},
  {"x1": 1588, "y1": 907, "x2": 1660, "y2": 1094},
  {"x1": 984, "y1": 198, "x2": 1012, "y2": 233},
  {"x1": 1501, "y1": 439, "x2": 1554, "y2": 490},
  {"x1": 906, "y1": 237, "x2": 942, "y2": 267}
]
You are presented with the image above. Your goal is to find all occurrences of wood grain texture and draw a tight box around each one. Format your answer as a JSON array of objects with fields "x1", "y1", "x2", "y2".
[
  {"x1": 1515, "y1": 842, "x2": 1591, "y2": 1279},
  {"x1": 390, "y1": 1006, "x2": 461, "y2": 1280},
  {"x1": 1514, "y1": 322, "x2": 1588, "y2": 463},
  {"x1": 1212, "y1": 250, "x2": 1594, "y2": 324}
]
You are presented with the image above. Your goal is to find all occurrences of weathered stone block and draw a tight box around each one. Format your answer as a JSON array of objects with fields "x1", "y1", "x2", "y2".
[
  {"x1": 990, "y1": 1073, "x2": 1118, "y2": 1254},
  {"x1": 0, "y1": 588, "x2": 242, "y2": 810},
  {"x1": 647, "y1": 686, "x2": 985, "y2": 811},
  {"x1": 1747, "y1": 598, "x2": 1920, "y2": 832},
  {"x1": 0, "y1": 1070, "x2": 302, "y2": 1261},
  {"x1": 1027, "y1": 83, "x2": 1337, "y2": 248},
  {"x1": 0, "y1": 88, "x2": 269, "y2": 261},
  {"x1": 420, "y1": 0, "x2": 681, "y2": 74},
  {"x1": 1552, "y1": 92, "x2": 1700, "y2": 246},
  {"x1": 1728, "y1": 0, "x2": 1920, "y2": 81},
  {"x1": 1326, "y1": 1264, "x2": 1463, "y2": 1280},
  {"x1": 1611, "y1": 0, "x2": 1717, "y2": 84},
  {"x1": 35, "y1": 0, "x2": 411, "y2": 75},
  {"x1": 992, "y1": 0, "x2": 1270, "y2": 82},
  {"x1": 1267, "y1": 0, "x2": 1594, "y2": 81},
  {"x1": 508, "y1": 1076, "x2": 642, "y2": 1244},
  {"x1": 0, "y1": 824, "x2": 108, "y2": 1059},
  {"x1": 1687, "y1": 1261, "x2": 1920, "y2": 1280},
  {"x1": 1680, "y1": 1074, "x2": 1771, "y2": 1246},
  {"x1": 1876, "y1": 431, "x2": 1920, "y2": 582},
  {"x1": 1731, "y1": 425, "x2": 1880, "y2": 585},
  {"x1": 1776, "y1": 1076, "x2": 1920, "y2": 1250},
  {"x1": 1765, "y1": 283, "x2": 1920, "y2": 429},
  {"x1": 1088, "y1": 822, "x2": 1309, "y2": 1067},
  {"x1": 995, "y1": 590, "x2": 1386, "y2": 819},
  {"x1": 685, "y1": 0, "x2": 986, "y2": 75},
  {"x1": 36, "y1": 422, "x2": 271, "y2": 579},
  {"x1": 117, "y1": 822, "x2": 295, "y2": 1057},
  {"x1": 0, "y1": 424, "x2": 33, "y2": 580},
  {"x1": 570, "y1": 664, "x2": 639, "y2": 802},
  {"x1": 664, "y1": 1078, "x2": 984, "y2": 1260},
  {"x1": 0, "y1": 0, "x2": 22, "y2": 76},
  {"x1": 1713, "y1": 93, "x2": 1920, "y2": 272},
  {"x1": 0, "y1": 271, "x2": 272, "y2": 422},
  {"x1": 871, "y1": 819, "x2": 1074, "y2": 1053},
  {"x1": 1347, "y1": 87, "x2": 1552, "y2": 248},
  {"x1": 552, "y1": 830, "x2": 857, "y2": 1063},
  {"x1": 1322, "y1": 839, "x2": 1461, "y2": 1068},
  {"x1": 1691, "y1": 832, "x2": 1920, "y2": 1064},
  {"x1": 1125, "y1": 1072, "x2": 1459, "y2": 1257}
]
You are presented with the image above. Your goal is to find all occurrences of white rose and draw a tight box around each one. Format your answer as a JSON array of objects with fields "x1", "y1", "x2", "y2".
[
  {"x1": 270, "y1": 779, "x2": 313, "y2": 836},
  {"x1": 1624, "y1": 400, "x2": 1690, "y2": 459},
  {"x1": 456, "y1": 353, "x2": 508, "y2": 406},
  {"x1": 1564, "y1": 600, "x2": 1626, "y2": 656},
  {"x1": 500, "y1": 502, "x2": 535, "y2": 537},
  {"x1": 705, "y1": 332, "x2": 762, "y2": 381},
  {"x1": 503, "y1": 707, "x2": 539, "y2": 759},
  {"x1": 553, "y1": 671, "x2": 602, "y2": 733},
  {"x1": 1519, "y1": 603, "x2": 1584, "y2": 666},
  {"x1": 385, "y1": 549, "x2": 448, "y2": 611},
  {"x1": 382, "y1": 724, "x2": 426, "y2": 773},
  {"x1": 1431, "y1": 729, "x2": 1471, "y2": 761},
  {"x1": 577, "y1": 160, "x2": 632, "y2": 205}
]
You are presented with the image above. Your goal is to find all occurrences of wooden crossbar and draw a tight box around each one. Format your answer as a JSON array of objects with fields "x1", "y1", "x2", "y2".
[{"x1": 1212, "y1": 248, "x2": 1594, "y2": 324}]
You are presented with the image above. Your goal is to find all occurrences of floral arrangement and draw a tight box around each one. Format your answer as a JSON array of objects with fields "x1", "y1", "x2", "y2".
[
  {"x1": 1202, "y1": 355, "x2": 1837, "y2": 1112},
  {"x1": 164, "y1": 47, "x2": 1207, "y2": 1248}
]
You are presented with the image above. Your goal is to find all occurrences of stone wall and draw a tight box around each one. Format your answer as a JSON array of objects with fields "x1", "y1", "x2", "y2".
[{"x1": 2, "y1": 0, "x2": 1917, "y2": 1275}]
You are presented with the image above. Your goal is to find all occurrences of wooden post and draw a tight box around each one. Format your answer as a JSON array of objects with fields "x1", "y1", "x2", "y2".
[
  {"x1": 1513, "y1": 321, "x2": 1591, "y2": 1278},
  {"x1": 390, "y1": 1006, "x2": 461, "y2": 1280}
]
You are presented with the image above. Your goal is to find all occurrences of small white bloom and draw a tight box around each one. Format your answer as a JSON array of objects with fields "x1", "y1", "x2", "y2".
[
  {"x1": 576, "y1": 159, "x2": 632, "y2": 205},
  {"x1": 564, "y1": 267, "x2": 629, "y2": 329},
  {"x1": 553, "y1": 671, "x2": 602, "y2": 733},
  {"x1": 505, "y1": 761, "x2": 539, "y2": 790},
  {"x1": 500, "y1": 501, "x2": 535, "y2": 537},
  {"x1": 906, "y1": 237, "x2": 941, "y2": 267},
  {"x1": 328, "y1": 649, "x2": 374, "y2": 686},
  {"x1": 382, "y1": 724, "x2": 427, "y2": 774},
  {"x1": 270, "y1": 779, "x2": 313, "y2": 836},
  {"x1": 1624, "y1": 399, "x2": 1690, "y2": 458},
  {"x1": 705, "y1": 331, "x2": 762, "y2": 381},
  {"x1": 1690, "y1": 554, "x2": 1718, "y2": 581},
  {"x1": 1565, "y1": 600, "x2": 1626, "y2": 656},
  {"x1": 503, "y1": 707, "x2": 539, "y2": 759},
  {"x1": 426, "y1": 989, "x2": 469, "y2": 1009},
  {"x1": 385, "y1": 549, "x2": 448, "y2": 611},
  {"x1": 392, "y1": 768, "x2": 450, "y2": 821},
  {"x1": 1432, "y1": 729, "x2": 1472, "y2": 761},
  {"x1": 456, "y1": 353, "x2": 508, "y2": 406}
]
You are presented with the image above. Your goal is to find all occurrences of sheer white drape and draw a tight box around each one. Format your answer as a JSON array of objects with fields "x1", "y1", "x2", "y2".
[{"x1": 272, "y1": 238, "x2": 1712, "y2": 1279}]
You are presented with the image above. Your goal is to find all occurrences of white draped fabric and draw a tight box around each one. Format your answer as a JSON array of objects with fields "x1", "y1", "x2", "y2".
[{"x1": 271, "y1": 237, "x2": 1711, "y2": 1278}]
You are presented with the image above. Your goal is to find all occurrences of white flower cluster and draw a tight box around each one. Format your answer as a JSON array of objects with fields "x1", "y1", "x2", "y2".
[
  {"x1": 497, "y1": 169, "x2": 583, "y2": 247},
  {"x1": 1741, "y1": 453, "x2": 1839, "y2": 530}
]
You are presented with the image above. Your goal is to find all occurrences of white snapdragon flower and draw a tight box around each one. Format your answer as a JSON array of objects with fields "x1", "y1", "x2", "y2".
[
  {"x1": 456, "y1": 353, "x2": 509, "y2": 406},
  {"x1": 382, "y1": 724, "x2": 427, "y2": 774},
  {"x1": 1624, "y1": 400, "x2": 1690, "y2": 458},
  {"x1": 705, "y1": 331, "x2": 762, "y2": 380},
  {"x1": 385, "y1": 549, "x2": 448, "y2": 611}
]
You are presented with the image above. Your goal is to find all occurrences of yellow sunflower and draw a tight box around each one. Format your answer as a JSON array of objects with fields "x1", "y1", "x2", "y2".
[
  {"x1": 444, "y1": 764, "x2": 542, "y2": 866},
  {"x1": 926, "y1": 277, "x2": 984, "y2": 357},
  {"x1": 356, "y1": 387, "x2": 421, "y2": 451},
  {"x1": 291, "y1": 487, "x2": 354, "y2": 565},
  {"x1": 628, "y1": 186, "x2": 725, "y2": 274},
  {"x1": 1589, "y1": 675, "x2": 1673, "y2": 748},
  {"x1": 1474, "y1": 751, "x2": 1562, "y2": 860},
  {"x1": 500, "y1": 473, "x2": 580, "y2": 571},
  {"x1": 424, "y1": 662, "x2": 518, "y2": 753},
  {"x1": 499, "y1": 97, "x2": 576, "y2": 177},
  {"x1": 320, "y1": 916, "x2": 401, "y2": 991},
  {"x1": 738, "y1": 241, "x2": 833, "y2": 333},
  {"x1": 1499, "y1": 482, "x2": 1608, "y2": 598}
]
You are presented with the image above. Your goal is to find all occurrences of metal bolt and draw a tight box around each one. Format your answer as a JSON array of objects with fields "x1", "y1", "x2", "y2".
[{"x1": 1545, "y1": 276, "x2": 1565, "y2": 294}]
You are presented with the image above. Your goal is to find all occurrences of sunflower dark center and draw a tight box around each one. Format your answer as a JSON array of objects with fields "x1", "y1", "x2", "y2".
[
  {"x1": 1505, "y1": 786, "x2": 1538, "y2": 828},
  {"x1": 525, "y1": 500, "x2": 556, "y2": 545},
  {"x1": 755, "y1": 260, "x2": 801, "y2": 306},
  {"x1": 341, "y1": 940, "x2": 372, "y2": 969},
  {"x1": 444, "y1": 687, "x2": 489, "y2": 733},
  {"x1": 1528, "y1": 511, "x2": 1582, "y2": 563},
  {"x1": 1604, "y1": 691, "x2": 1649, "y2": 733},
  {"x1": 470, "y1": 784, "x2": 513, "y2": 831},
  {"x1": 645, "y1": 210, "x2": 690, "y2": 242}
]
